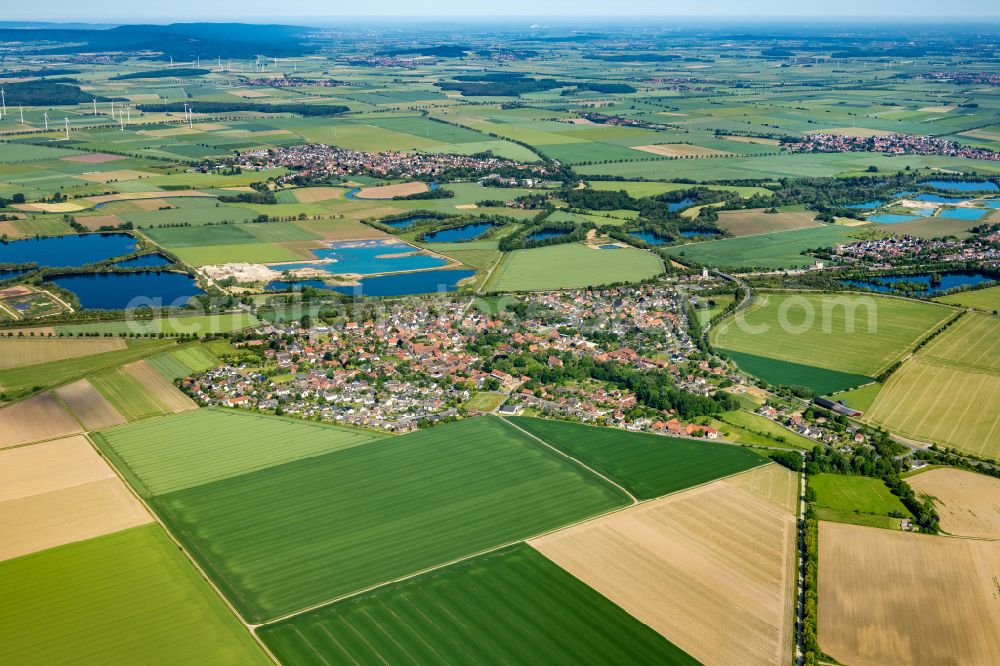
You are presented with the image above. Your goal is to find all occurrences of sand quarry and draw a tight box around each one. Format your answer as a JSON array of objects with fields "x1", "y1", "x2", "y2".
[
  {"x1": 530, "y1": 464, "x2": 797, "y2": 666},
  {"x1": 818, "y1": 521, "x2": 1000, "y2": 666},
  {"x1": 0, "y1": 436, "x2": 151, "y2": 561}
]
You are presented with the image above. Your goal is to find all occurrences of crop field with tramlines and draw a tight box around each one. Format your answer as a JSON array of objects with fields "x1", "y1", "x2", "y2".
[
  {"x1": 712, "y1": 292, "x2": 953, "y2": 394},
  {"x1": 864, "y1": 313, "x2": 1000, "y2": 458},
  {"x1": 98, "y1": 414, "x2": 630, "y2": 621}
]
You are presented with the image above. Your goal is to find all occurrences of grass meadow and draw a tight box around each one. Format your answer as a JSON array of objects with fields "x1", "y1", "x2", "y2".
[
  {"x1": 670, "y1": 225, "x2": 861, "y2": 269},
  {"x1": 486, "y1": 243, "x2": 663, "y2": 292}
]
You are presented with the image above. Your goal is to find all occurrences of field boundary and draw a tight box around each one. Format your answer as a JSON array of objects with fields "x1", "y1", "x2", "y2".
[{"x1": 82, "y1": 431, "x2": 282, "y2": 663}]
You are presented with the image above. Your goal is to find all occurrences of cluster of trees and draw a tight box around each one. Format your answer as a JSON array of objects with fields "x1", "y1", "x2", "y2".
[
  {"x1": 806, "y1": 430, "x2": 940, "y2": 533},
  {"x1": 439, "y1": 72, "x2": 570, "y2": 96},
  {"x1": 137, "y1": 102, "x2": 349, "y2": 116},
  {"x1": 218, "y1": 190, "x2": 277, "y2": 204},
  {"x1": 393, "y1": 187, "x2": 454, "y2": 200},
  {"x1": 0, "y1": 79, "x2": 112, "y2": 105},
  {"x1": 482, "y1": 349, "x2": 737, "y2": 419},
  {"x1": 561, "y1": 83, "x2": 636, "y2": 95},
  {"x1": 111, "y1": 68, "x2": 209, "y2": 80},
  {"x1": 498, "y1": 220, "x2": 585, "y2": 252}
]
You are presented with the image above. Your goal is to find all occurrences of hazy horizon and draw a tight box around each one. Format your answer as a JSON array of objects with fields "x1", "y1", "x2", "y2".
[{"x1": 2, "y1": 0, "x2": 999, "y2": 23}]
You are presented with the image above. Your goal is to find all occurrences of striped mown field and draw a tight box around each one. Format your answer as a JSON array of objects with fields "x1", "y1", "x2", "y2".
[
  {"x1": 0, "y1": 524, "x2": 270, "y2": 665},
  {"x1": 259, "y1": 544, "x2": 697, "y2": 665},
  {"x1": 99, "y1": 415, "x2": 629, "y2": 621},
  {"x1": 865, "y1": 313, "x2": 1000, "y2": 458}
]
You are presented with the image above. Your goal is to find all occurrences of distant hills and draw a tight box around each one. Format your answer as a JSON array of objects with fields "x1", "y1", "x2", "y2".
[{"x1": 0, "y1": 22, "x2": 318, "y2": 60}]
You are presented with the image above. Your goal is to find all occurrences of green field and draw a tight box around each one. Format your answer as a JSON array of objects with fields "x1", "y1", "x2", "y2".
[
  {"x1": 88, "y1": 365, "x2": 174, "y2": 421},
  {"x1": 810, "y1": 473, "x2": 912, "y2": 518},
  {"x1": 0, "y1": 338, "x2": 174, "y2": 398},
  {"x1": 53, "y1": 313, "x2": 258, "y2": 336},
  {"x1": 713, "y1": 292, "x2": 953, "y2": 393},
  {"x1": 259, "y1": 544, "x2": 696, "y2": 665},
  {"x1": 486, "y1": 243, "x2": 663, "y2": 292},
  {"x1": 934, "y1": 285, "x2": 1000, "y2": 312},
  {"x1": 717, "y1": 410, "x2": 816, "y2": 449},
  {"x1": 0, "y1": 525, "x2": 269, "y2": 665},
  {"x1": 94, "y1": 408, "x2": 385, "y2": 496},
  {"x1": 589, "y1": 180, "x2": 772, "y2": 198},
  {"x1": 670, "y1": 225, "x2": 860, "y2": 269},
  {"x1": 507, "y1": 416, "x2": 766, "y2": 499},
  {"x1": 864, "y1": 313, "x2": 1000, "y2": 459},
  {"x1": 827, "y1": 382, "x2": 883, "y2": 413},
  {"x1": 103, "y1": 415, "x2": 628, "y2": 621},
  {"x1": 145, "y1": 344, "x2": 223, "y2": 380}
]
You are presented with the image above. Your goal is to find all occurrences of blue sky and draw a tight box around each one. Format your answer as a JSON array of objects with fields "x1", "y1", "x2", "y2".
[{"x1": 5, "y1": 0, "x2": 1000, "y2": 21}]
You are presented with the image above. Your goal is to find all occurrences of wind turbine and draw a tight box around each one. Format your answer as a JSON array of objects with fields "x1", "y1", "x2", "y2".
[
  {"x1": 93, "y1": 98, "x2": 98, "y2": 116},
  {"x1": 0, "y1": 87, "x2": 5, "y2": 120},
  {"x1": 187, "y1": 106, "x2": 193, "y2": 128},
  {"x1": 19, "y1": 107, "x2": 24, "y2": 124},
  {"x1": 43, "y1": 111, "x2": 49, "y2": 131},
  {"x1": 64, "y1": 117, "x2": 69, "y2": 140},
  {"x1": 126, "y1": 105, "x2": 131, "y2": 124}
]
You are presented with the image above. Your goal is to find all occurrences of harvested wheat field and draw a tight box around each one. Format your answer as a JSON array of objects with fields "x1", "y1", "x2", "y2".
[
  {"x1": 813, "y1": 127, "x2": 895, "y2": 138},
  {"x1": 0, "y1": 394, "x2": 81, "y2": 449},
  {"x1": 0, "y1": 337, "x2": 124, "y2": 370},
  {"x1": 530, "y1": 464, "x2": 797, "y2": 666},
  {"x1": 72, "y1": 214, "x2": 124, "y2": 230},
  {"x1": 818, "y1": 521, "x2": 1000, "y2": 666},
  {"x1": 355, "y1": 182, "x2": 428, "y2": 199},
  {"x1": 0, "y1": 435, "x2": 151, "y2": 560},
  {"x1": 61, "y1": 152, "x2": 123, "y2": 164},
  {"x1": 75, "y1": 169, "x2": 155, "y2": 183},
  {"x1": 125, "y1": 360, "x2": 196, "y2": 413},
  {"x1": 292, "y1": 186, "x2": 346, "y2": 203},
  {"x1": 632, "y1": 143, "x2": 731, "y2": 157},
  {"x1": 132, "y1": 198, "x2": 171, "y2": 211},
  {"x1": 909, "y1": 468, "x2": 1000, "y2": 539},
  {"x1": 716, "y1": 208, "x2": 822, "y2": 237},
  {"x1": 55, "y1": 379, "x2": 126, "y2": 430}
]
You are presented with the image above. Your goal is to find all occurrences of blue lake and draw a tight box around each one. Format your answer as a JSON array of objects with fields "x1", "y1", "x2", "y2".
[
  {"x1": 48, "y1": 272, "x2": 204, "y2": 310},
  {"x1": 527, "y1": 230, "x2": 569, "y2": 242},
  {"x1": 345, "y1": 182, "x2": 438, "y2": 200},
  {"x1": 115, "y1": 253, "x2": 172, "y2": 268},
  {"x1": 985, "y1": 199, "x2": 1000, "y2": 209},
  {"x1": 0, "y1": 233, "x2": 136, "y2": 268},
  {"x1": 266, "y1": 269, "x2": 475, "y2": 297},
  {"x1": 381, "y1": 215, "x2": 437, "y2": 229},
  {"x1": 629, "y1": 231, "x2": 669, "y2": 246},
  {"x1": 911, "y1": 207, "x2": 936, "y2": 217},
  {"x1": 938, "y1": 208, "x2": 988, "y2": 220},
  {"x1": 272, "y1": 240, "x2": 448, "y2": 275},
  {"x1": 868, "y1": 214, "x2": 917, "y2": 224},
  {"x1": 667, "y1": 198, "x2": 695, "y2": 212},
  {"x1": 919, "y1": 180, "x2": 999, "y2": 192},
  {"x1": 423, "y1": 223, "x2": 494, "y2": 243},
  {"x1": 844, "y1": 200, "x2": 883, "y2": 209},
  {"x1": 841, "y1": 272, "x2": 997, "y2": 296},
  {"x1": 680, "y1": 230, "x2": 717, "y2": 238},
  {"x1": 0, "y1": 268, "x2": 29, "y2": 280},
  {"x1": 598, "y1": 244, "x2": 621, "y2": 249},
  {"x1": 913, "y1": 193, "x2": 969, "y2": 204}
]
